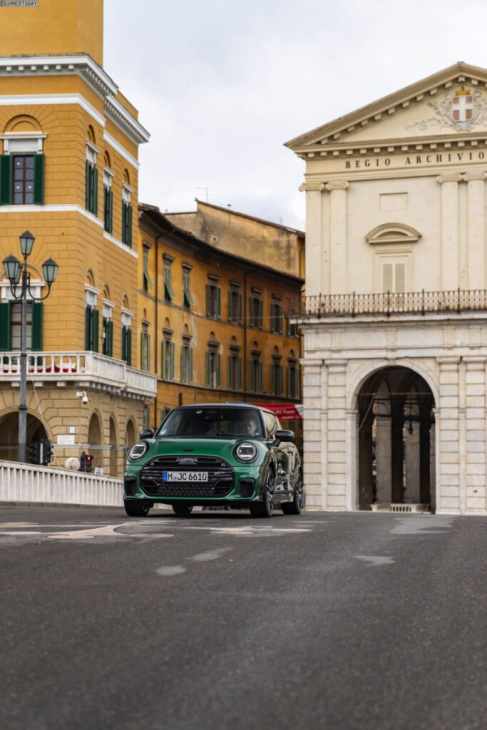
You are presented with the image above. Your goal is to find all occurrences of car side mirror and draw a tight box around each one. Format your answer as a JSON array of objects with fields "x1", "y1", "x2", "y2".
[
  {"x1": 275, "y1": 429, "x2": 294, "y2": 444},
  {"x1": 139, "y1": 429, "x2": 154, "y2": 439}
]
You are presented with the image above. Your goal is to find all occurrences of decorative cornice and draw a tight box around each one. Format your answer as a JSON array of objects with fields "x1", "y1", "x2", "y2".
[
  {"x1": 104, "y1": 96, "x2": 150, "y2": 145},
  {"x1": 463, "y1": 171, "x2": 487, "y2": 181},
  {"x1": 299, "y1": 181, "x2": 325, "y2": 192},
  {"x1": 325, "y1": 180, "x2": 349, "y2": 192},
  {"x1": 436, "y1": 173, "x2": 464, "y2": 184}
]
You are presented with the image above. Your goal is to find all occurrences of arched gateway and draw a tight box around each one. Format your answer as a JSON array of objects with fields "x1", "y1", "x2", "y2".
[{"x1": 356, "y1": 367, "x2": 436, "y2": 511}]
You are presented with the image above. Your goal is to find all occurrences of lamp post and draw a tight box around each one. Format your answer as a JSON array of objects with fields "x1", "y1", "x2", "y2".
[{"x1": 2, "y1": 231, "x2": 58, "y2": 463}]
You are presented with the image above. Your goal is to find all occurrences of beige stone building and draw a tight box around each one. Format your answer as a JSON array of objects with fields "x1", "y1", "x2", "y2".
[{"x1": 287, "y1": 62, "x2": 487, "y2": 515}]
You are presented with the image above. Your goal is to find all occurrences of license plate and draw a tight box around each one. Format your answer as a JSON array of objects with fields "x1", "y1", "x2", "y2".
[{"x1": 163, "y1": 471, "x2": 209, "y2": 482}]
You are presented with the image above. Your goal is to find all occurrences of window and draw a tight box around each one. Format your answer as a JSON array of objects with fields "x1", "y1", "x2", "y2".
[
  {"x1": 85, "y1": 144, "x2": 98, "y2": 215},
  {"x1": 143, "y1": 405, "x2": 151, "y2": 430},
  {"x1": 206, "y1": 346, "x2": 221, "y2": 389},
  {"x1": 162, "y1": 337, "x2": 175, "y2": 381},
  {"x1": 122, "y1": 186, "x2": 133, "y2": 246},
  {"x1": 228, "y1": 351, "x2": 242, "y2": 391},
  {"x1": 270, "y1": 297, "x2": 283, "y2": 334},
  {"x1": 249, "y1": 294, "x2": 264, "y2": 328},
  {"x1": 85, "y1": 288, "x2": 99, "y2": 352},
  {"x1": 142, "y1": 246, "x2": 153, "y2": 292},
  {"x1": 182, "y1": 265, "x2": 194, "y2": 308},
  {"x1": 102, "y1": 302, "x2": 114, "y2": 358},
  {"x1": 140, "y1": 324, "x2": 151, "y2": 371},
  {"x1": 160, "y1": 407, "x2": 171, "y2": 425},
  {"x1": 163, "y1": 257, "x2": 175, "y2": 302},
  {"x1": 180, "y1": 340, "x2": 193, "y2": 384},
  {"x1": 206, "y1": 278, "x2": 221, "y2": 317},
  {"x1": 228, "y1": 284, "x2": 242, "y2": 324},
  {"x1": 0, "y1": 129, "x2": 45, "y2": 206},
  {"x1": 286, "y1": 316, "x2": 298, "y2": 338},
  {"x1": 271, "y1": 356, "x2": 283, "y2": 396},
  {"x1": 103, "y1": 170, "x2": 113, "y2": 233},
  {"x1": 250, "y1": 354, "x2": 263, "y2": 394},
  {"x1": 382, "y1": 261, "x2": 406, "y2": 293},
  {"x1": 288, "y1": 359, "x2": 299, "y2": 399},
  {"x1": 121, "y1": 309, "x2": 133, "y2": 366},
  {"x1": 0, "y1": 301, "x2": 42, "y2": 352}
]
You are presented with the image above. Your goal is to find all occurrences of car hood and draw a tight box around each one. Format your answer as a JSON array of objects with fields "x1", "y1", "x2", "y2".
[{"x1": 144, "y1": 437, "x2": 265, "y2": 461}]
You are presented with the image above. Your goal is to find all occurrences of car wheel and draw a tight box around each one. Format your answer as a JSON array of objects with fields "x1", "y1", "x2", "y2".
[
  {"x1": 250, "y1": 467, "x2": 274, "y2": 518},
  {"x1": 124, "y1": 499, "x2": 151, "y2": 517},
  {"x1": 282, "y1": 469, "x2": 304, "y2": 515},
  {"x1": 172, "y1": 504, "x2": 194, "y2": 516}
]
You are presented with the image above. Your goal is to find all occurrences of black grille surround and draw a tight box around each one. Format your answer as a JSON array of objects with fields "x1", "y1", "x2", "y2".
[{"x1": 140, "y1": 455, "x2": 234, "y2": 498}]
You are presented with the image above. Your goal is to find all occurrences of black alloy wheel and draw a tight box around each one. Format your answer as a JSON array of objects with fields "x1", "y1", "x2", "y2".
[
  {"x1": 250, "y1": 467, "x2": 275, "y2": 518},
  {"x1": 124, "y1": 499, "x2": 151, "y2": 517},
  {"x1": 282, "y1": 469, "x2": 304, "y2": 515},
  {"x1": 172, "y1": 504, "x2": 194, "y2": 516}
]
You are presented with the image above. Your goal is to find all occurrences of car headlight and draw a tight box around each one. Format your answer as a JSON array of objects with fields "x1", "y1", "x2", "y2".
[
  {"x1": 234, "y1": 441, "x2": 258, "y2": 463},
  {"x1": 128, "y1": 441, "x2": 149, "y2": 462}
]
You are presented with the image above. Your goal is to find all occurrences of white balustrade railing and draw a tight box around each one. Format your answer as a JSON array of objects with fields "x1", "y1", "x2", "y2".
[
  {"x1": 0, "y1": 351, "x2": 157, "y2": 397},
  {"x1": 0, "y1": 459, "x2": 124, "y2": 507}
]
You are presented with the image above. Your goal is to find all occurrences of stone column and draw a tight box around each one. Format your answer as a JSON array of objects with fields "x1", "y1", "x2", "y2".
[
  {"x1": 437, "y1": 357, "x2": 461, "y2": 513},
  {"x1": 375, "y1": 415, "x2": 392, "y2": 504},
  {"x1": 325, "y1": 180, "x2": 349, "y2": 295},
  {"x1": 325, "y1": 359, "x2": 348, "y2": 510},
  {"x1": 301, "y1": 182, "x2": 325, "y2": 297},
  {"x1": 437, "y1": 174, "x2": 463, "y2": 291},
  {"x1": 464, "y1": 172, "x2": 487, "y2": 290},
  {"x1": 302, "y1": 358, "x2": 325, "y2": 511},
  {"x1": 430, "y1": 419, "x2": 436, "y2": 512},
  {"x1": 358, "y1": 417, "x2": 374, "y2": 507},
  {"x1": 463, "y1": 357, "x2": 487, "y2": 514},
  {"x1": 404, "y1": 425, "x2": 421, "y2": 503}
]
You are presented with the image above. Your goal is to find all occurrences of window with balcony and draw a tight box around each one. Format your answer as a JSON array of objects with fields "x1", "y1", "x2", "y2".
[
  {"x1": 122, "y1": 185, "x2": 133, "y2": 247},
  {"x1": 0, "y1": 300, "x2": 42, "y2": 351},
  {"x1": 103, "y1": 169, "x2": 113, "y2": 233},
  {"x1": 102, "y1": 302, "x2": 114, "y2": 358},
  {"x1": 121, "y1": 307, "x2": 133, "y2": 366},
  {"x1": 0, "y1": 123, "x2": 45, "y2": 206},
  {"x1": 85, "y1": 288, "x2": 99, "y2": 352}
]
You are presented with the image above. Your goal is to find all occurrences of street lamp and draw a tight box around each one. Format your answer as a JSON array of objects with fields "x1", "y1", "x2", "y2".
[{"x1": 2, "y1": 231, "x2": 58, "y2": 463}]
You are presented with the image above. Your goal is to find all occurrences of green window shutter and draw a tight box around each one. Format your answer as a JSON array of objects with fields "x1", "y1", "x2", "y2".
[
  {"x1": 109, "y1": 189, "x2": 113, "y2": 232},
  {"x1": 216, "y1": 353, "x2": 221, "y2": 387},
  {"x1": 205, "y1": 351, "x2": 210, "y2": 386},
  {"x1": 170, "y1": 342, "x2": 175, "y2": 380},
  {"x1": 0, "y1": 302, "x2": 11, "y2": 350},
  {"x1": 189, "y1": 348, "x2": 193, "y2": 383},
  {"x1": 206, "y1": 285, "x2": 211, "y2": 316},
  {"x1": 227, "y1": 356, "x2": 232, "y2": 388},
  {"x1": 122, "y1": 326, "x2": 126, "y2": 362},
  {"x1": 108, "y1": 320, "x2": 113, "y2": 356},
  {"x1": 93, "y1": 167, "x2": 98, "y2": 216},
  {"x1": 31, "y1": 302, "x2": 43, "y2": 351},
  {"x1": 162, "y1": 340, "x2": 167, "y2": 378},
  {"x1": 237, "y1": 357, "x2": 242, "y2": 390},
  {"x1": 216, "y1": 287, "x2": 221, "y2": 316},
  {"x1": 92, "y1": 309, "x2": 99, "y2": 352},
  {"x1": 0, "y1": 155, "x2": 12, "y2": 206},
  {"x1": 127, "y1": 328, "x2": 132, "y2": 366},
  {"x1": 85, "y1": 161, "x2": 90, "y2": 210},
  {"x1": 34, "y1": 154, "x2": 44, "y2": 205},
  {"x1": 238, "y1": 293, "x2": 242, "y2": 323},
  {"x1": 227, "y1": 291, "x2": 232, "y2": 321},
  {"x1": 128, "y1": 204, "x2": 133, "y2": 247},
  {"x1": 147, "y1": 334, "x2": 151, "y2": 371},
  {"x1": 258, "y1": 362, "x2": 263, "y2": 393},
  {"x1": 85, "y1": 306, "x2": 92, "y2": 350},
  {"x1": 140, "y1": 333, "x2": 144, "y2": 369},
  {"x1": 180, "y1": 346, "x2": 185, "y2": 382}
]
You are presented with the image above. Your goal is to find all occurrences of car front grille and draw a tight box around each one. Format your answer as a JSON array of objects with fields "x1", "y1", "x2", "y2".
[{"x1": 140, "y1": 455, "x2": 234, "y2": 498}]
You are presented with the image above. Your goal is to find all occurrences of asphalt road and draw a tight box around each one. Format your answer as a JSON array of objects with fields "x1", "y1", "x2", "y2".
[{"x1": 0, "y1": 506, "x2": 486, "y2": 730}]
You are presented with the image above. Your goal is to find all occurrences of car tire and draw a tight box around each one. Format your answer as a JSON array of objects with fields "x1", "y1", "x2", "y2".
[
  {"x1": 172, "y1": 504, "x2": 194, "y2": 516},
  {"x1": 124, "y1": 499, "x2": 151, "y2": 517},
  {"x1": 250, "y1": 467, "x2": 274, "y2": 518},
  {"x1": 282, "y1": 469, "x2": 304, "y2": 515}
]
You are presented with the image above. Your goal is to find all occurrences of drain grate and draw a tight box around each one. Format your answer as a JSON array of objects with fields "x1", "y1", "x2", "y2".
[{"x1": 371, "y1": 503, "x2": 431, "y2": 514}]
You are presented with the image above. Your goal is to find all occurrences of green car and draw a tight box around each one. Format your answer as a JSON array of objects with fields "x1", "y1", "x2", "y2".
[{"x1": 123, "y1": 404, "x2": 304, "y2": 518}]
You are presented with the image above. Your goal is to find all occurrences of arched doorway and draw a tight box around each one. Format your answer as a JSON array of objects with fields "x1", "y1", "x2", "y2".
[
  {"x1": 87, "y1": 413, "x2": 102, "y2": 471},
  {"x1": 0, "y1": 411, "x2": 48, "y2": 463},
  {"x1": 356, "y1": 366, "x2": 436, "y2": 510},
  {"x1": 109, "y1": 417, "x2": 117, "y2": 477}
]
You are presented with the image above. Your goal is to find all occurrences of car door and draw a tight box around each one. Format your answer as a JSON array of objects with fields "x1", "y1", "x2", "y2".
[{"x1": 264, "y1": 412, "x2": 291, "y2": 497}]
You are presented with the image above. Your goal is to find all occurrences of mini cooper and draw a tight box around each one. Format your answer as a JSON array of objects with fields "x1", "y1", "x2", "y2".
[{"x1": 123, "y1": 404, "x2": 304, "y2": 518}]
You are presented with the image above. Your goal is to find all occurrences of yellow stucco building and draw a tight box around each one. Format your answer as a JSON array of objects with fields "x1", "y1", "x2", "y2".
[{"x1": 0, "y1": 0, "x2": 155, "y2": 476}]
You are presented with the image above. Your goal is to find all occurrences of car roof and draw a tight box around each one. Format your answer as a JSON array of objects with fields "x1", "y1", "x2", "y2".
[{"x1": 173, "y1": 403, "x2": 274, "y2": 415}]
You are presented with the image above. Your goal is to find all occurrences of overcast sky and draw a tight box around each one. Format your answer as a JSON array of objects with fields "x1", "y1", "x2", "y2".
[{"x1": 104, "y1": 0, "x2": 487, "y2": 230}]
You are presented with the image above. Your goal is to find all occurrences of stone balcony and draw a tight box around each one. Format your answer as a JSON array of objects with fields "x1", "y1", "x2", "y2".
[
  {"x1": 0, "y1": 351, "x2": 157, "y2": 400},
  {"x1": 289, "y1": 289, "x2": 487, "y2": 319}
]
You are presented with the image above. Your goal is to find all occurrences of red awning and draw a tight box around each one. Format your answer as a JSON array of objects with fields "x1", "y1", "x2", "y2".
[{"x1": 253, "y1": 404, "x2": 303, "y2": 420}]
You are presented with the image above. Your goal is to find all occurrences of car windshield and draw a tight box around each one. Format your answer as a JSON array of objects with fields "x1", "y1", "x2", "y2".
[{"x1": 155, "y1": 407, "x2": 264, "y2": 439}]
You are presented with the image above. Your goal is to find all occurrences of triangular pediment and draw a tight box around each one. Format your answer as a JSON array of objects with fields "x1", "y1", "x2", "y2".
[{"x1": 286, "y1": 62, "x2": 487, "y2": 154}]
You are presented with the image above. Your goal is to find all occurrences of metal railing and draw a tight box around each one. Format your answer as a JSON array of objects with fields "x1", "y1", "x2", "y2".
[
  {"x1": 0, "y1": 351, "x2": 157, "y2": 398},
  {"x1": 288, "y1": 289, "x2": 487, "y2": 318}
]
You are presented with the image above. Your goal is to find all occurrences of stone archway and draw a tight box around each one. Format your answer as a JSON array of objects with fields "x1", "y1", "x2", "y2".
[
  {"x1": 0, "y1": 411, "x2": 48, "y2": 462},
  {"x1": 109, "y1": 417, "x2": 118, "y2": 477},
  {"x1": 87, "y1": 413, "x2": 102, "y2": 471},
  {"x1": 356, "y1": 366, "x2": 436, "y2": 510}
]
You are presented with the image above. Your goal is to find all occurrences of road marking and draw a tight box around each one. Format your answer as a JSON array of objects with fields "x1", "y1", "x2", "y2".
[{"x1": 355, "y1": 555, "x2": 395, "y2": 567}]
